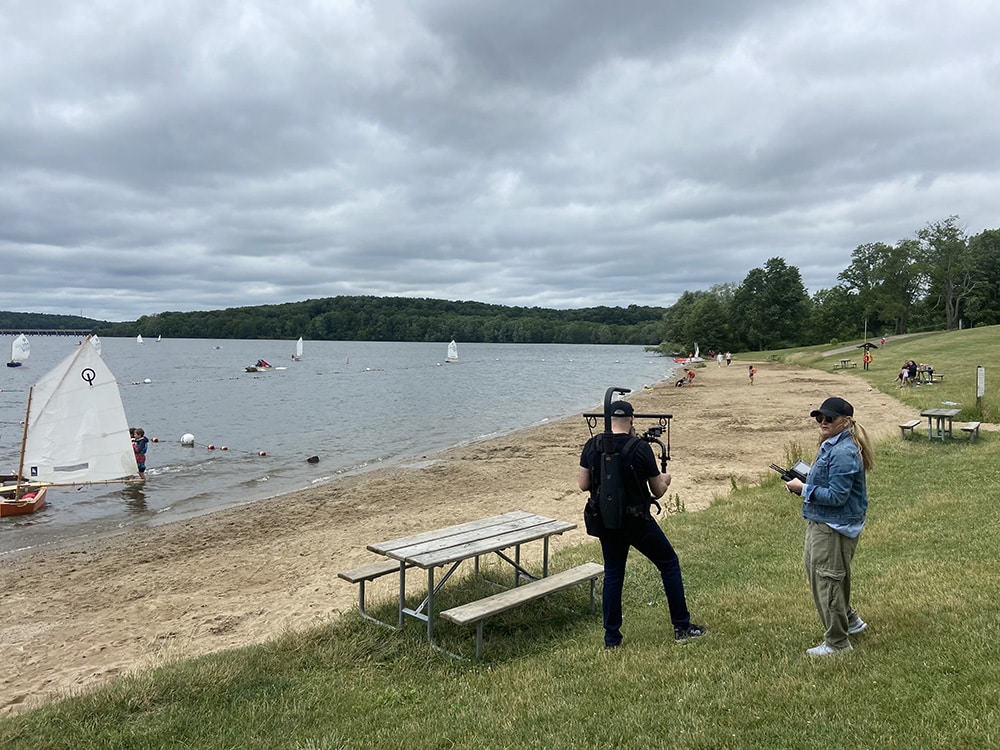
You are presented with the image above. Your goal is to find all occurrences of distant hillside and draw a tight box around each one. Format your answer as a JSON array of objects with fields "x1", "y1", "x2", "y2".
[
  {"x1": 93, "y1": 296, "x2": 669, "y2": 345},
  {"x1": 0, "y1": 311, "x2": 106, "y2": 331}
]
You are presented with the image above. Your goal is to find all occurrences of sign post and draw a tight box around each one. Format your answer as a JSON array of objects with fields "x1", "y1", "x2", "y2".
[{"x1": 976, "y1": 365, "x2": 985, "y2": 413}]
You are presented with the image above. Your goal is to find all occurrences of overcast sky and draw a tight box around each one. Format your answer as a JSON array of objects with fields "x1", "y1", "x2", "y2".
[{"x1": 3, "y1": 1, "x2": 998, "y2": 322}]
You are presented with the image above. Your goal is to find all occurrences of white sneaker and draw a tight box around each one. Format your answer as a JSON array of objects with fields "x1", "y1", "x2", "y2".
[
  {"x1": 848, "y1": 617, "x2": 868, "y2": 635},
  {"x1": 806, "y1": 642, "x2": 853, "y2": 657}
]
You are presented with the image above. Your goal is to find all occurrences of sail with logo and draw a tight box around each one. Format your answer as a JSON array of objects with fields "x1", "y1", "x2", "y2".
[{"x1": 1, "y1": 336, "x2": 137, "y2": 517}]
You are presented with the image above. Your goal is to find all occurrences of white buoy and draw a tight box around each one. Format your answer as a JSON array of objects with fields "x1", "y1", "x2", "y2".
[
  {"x1": 144, "y1": 378, "x2": 152, "y2": 384},
  {"x1": 181, "y1": 433, "x2": 195, "y2": 446}
]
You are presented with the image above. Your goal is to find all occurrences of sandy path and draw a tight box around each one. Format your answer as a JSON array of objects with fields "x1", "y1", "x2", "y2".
[{"x1": 0, "y1": 361, "x2": 916, "y2": 714}]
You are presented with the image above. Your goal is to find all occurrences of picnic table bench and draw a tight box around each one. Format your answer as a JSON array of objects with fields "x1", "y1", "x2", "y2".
[
  {"x1": 338, "y1": 559, "x2": 416, "y2": 629},
  {"x1": 834, "y1": 359, "x2": 857, "y2": 370},
  {"x1": 961, "y1": 421, "x2": 981, "y2": 442},
  {"x1": 899, "y1": 418, "x2": 922, "y2": 439},
  {"x1": 440, "y1": 562, "x2": 604, "y2": 660}
]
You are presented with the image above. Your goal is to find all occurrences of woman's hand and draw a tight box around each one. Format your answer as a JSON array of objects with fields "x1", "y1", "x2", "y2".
[{"x1": 785, "y1": 478, "x2": 804, "y2": 495}]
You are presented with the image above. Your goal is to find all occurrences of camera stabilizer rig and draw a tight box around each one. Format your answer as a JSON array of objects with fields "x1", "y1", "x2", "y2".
[
  {"x1": 583, "y1": 387, "x2": 674, "y2": 530},
  {"x1": 582, "y1": 386, "x2": 673, "y2": 472}
]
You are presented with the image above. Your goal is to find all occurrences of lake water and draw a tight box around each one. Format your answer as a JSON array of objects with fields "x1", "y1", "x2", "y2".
[{"x1": 1, "y1": 337, "x2": 676, "y2": 556}]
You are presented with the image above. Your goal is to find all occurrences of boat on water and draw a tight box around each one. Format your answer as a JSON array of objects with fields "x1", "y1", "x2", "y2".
[
  {"x1": 136, "y1": 334, "x2": 144, "y2": 344},
  {"x1": 291, "y1": 337, "x2": 303, "y2": 361},
  {"x1": 246, "y1": 358, "x2": 281, "y2": 372},
  {"x1": 1, "y1": 336, "x2": 138, "y2": 518},
  {"x1": 673, "y1": 343, "x2": 705, "y2": 364},
  {"x1": 445, "y1": 339, "x2": 460, "y2": 364},
  {"x1": 6, "y1": 333, "x2": 29, "y2": 367}
]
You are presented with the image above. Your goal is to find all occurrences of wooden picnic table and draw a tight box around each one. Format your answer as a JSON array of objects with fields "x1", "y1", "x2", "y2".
[
  {"x1": 920, "y1": 408, "x2": 961, "y2": 440},
  {"x1": 367, "y1": 511, "x2": 576, "y2": 644},
  {"x1": 835, "y1": 358, "x2": 857, "y2": 370}
]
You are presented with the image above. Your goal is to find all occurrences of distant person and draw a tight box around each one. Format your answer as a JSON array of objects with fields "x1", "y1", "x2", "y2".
[
  {"x1": 784, "y1": 397, "x2": 874, "y2": 657},
  {"x1": 717, "y1": 352, "x2": 724, "y2": 367},
  {"x1": 725, "y1": 351, "x2": 732, "y2": 366},
  {"x1": 578, "y1": 400, "x2": 706, "y2": 649},
  {"x1": 675, "y1": 369, "x2": 695, "y2": 387},
  {"x1": 862, "y1": 350, "x2": 873, "y2": 371},
  {"x1": 748, "y1": 365, "x2": 756, "y2": 385},
  {"x1": 132, "y1": 427, "x2": 149, "y2": 481},
  {"x1": 880, "y1": 336, "x2": 886, "y2": 347}
]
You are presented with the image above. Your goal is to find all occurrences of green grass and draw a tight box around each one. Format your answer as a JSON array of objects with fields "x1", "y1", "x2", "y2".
[{"x1": 3, "y1": 329, "x2": 1000, "y2": 749}]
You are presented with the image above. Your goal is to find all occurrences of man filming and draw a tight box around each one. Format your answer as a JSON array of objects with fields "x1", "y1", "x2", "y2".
[{"x1": 578, "y1": 399, "x2": 706, "y2": 650}]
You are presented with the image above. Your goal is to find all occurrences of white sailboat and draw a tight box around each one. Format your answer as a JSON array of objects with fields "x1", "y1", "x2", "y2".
[
  {"x1": 136, "y1": 334, "x2": 144, "y2": 344},
  {"x1": 1, "y1": 336, "x2": 137, "y2": 517},
  {"x1": 292, "y1": 337, "x2": 304, "y2": 361},
  {"x1": 6, "y1": 333, "x2": 29, "y2": 367},
  {"x1": 446, "y1": 339, "x2": 460, "y2": 364}
]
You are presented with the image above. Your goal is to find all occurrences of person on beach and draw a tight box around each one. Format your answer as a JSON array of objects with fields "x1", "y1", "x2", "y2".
[
  {"x1": 132, "y1": 427, "x2": 149, "y2": 481},
  {"x1": 784, "y1": 396, "x2": 873, "y2": 657},
  {"x1": 748, "y1": 365, "x2": 756, "y2": 385},
  {"x1": 725, "y1": 351, "x2": 732, "y2": 366},
  {"x1": 578, "y1": 400, "x2": 706, "y2": 649}
]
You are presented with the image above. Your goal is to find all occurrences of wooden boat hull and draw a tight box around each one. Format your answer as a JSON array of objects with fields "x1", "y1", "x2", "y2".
[{"x1": 0, "y1": 486, "x2": 48, "y2": 517}]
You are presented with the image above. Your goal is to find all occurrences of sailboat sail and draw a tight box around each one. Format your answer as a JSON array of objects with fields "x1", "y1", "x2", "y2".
[
  {"x1": 10, "y1": 334, "x2": 30, "y2": 364},
  {"x1": 22, "y1": 339, "x2": 136, "y2": 484},
  {"x1": 136, "y1": 334, "x2": 144, "y2": 344},
  {"x1": 446, "y1": 340, "x2": 459, "y2": 363},
  {"x1": 90, "y1": 335, "x2": 103, "y2": 356},
  {"x1": 295, "y1": 337, "x2": 304, "y2": 360}
]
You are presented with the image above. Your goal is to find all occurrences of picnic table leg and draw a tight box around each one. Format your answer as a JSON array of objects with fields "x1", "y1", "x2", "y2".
[
  {"x1": 514, "y1": 544, "x2": 522, "y2": 587},
  {"x1": 543, "y1": 537, "x2": 550, "y2": 578},
  {"x1": 426, "y1": 567, "x2": 435, "y2": 643},
  {"x1": 398, "y1": 563, "x2": 406, "y2": 629}
]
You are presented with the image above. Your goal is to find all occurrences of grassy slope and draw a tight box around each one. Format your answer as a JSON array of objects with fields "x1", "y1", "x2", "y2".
[{"x1": 2, "y1": 327, "x2": 999, "y2": 749}]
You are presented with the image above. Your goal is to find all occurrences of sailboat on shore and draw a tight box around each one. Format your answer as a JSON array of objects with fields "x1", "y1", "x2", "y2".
[
  {"x1": 1, "y1": 336, "x2": 137, "y2": 517},
  {"x1": 6, "y1": 333, "x2": 29, "y2": 367}
]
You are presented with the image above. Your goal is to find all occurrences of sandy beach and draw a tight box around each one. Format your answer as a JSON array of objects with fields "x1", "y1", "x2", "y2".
[{"x1": 0, "y1": 361, "x2": 916, "y2": 715}]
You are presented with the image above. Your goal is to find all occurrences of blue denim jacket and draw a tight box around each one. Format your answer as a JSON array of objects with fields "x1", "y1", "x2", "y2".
[{"x1": 801, "y1": 429, "x2": 867, "y2": 525}]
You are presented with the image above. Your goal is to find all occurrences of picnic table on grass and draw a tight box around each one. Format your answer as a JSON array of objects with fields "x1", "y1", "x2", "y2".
[
  {"x1": 920, "y1": 408, "x2": 961, "y2": 440},
  {"x1": 352, "y1": 511, "x2": 600, "y2": 659}
]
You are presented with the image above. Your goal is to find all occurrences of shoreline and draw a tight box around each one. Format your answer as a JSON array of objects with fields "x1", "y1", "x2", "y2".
[{"x1": 0, "y1": 361, "x2": 916, "y2": 715}]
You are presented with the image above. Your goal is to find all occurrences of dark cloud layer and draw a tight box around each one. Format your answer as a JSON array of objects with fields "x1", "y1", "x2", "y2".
[{"x1": 2, "y1": 0, "x2": 997, "y2": 321}]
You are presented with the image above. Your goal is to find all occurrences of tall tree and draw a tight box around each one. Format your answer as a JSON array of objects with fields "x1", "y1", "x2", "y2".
[
  {"x1": 732, "y1": 257, "x2": 811, "y2": 350},
  {"x1": 917, "y1": 216, "x2": 979, "y2": 330},
  {"x1": 964, "y1": 229, "x2": 1000, "y2": 326}
]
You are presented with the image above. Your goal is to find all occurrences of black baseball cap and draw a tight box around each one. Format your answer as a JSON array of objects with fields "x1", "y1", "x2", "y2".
[
  {"x1": 607, "y1": 400, "x2": 634, "y2": 417},
  {"x1": 810, "y1": 397, "x2": 854, "y2": 419}
]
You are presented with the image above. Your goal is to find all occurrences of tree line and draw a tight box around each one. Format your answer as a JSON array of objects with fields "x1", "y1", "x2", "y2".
[{"x1": 5, "y1": 216, "x2": 995, "y2": 351}]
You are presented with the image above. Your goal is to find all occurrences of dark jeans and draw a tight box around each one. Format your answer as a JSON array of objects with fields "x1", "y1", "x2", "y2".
[{"x1": 599, "y1": 516, "x2": 691, "y2": 647}]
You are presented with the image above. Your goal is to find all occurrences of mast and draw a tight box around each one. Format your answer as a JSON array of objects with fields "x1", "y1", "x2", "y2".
[{"x1": 13, "y1": 386, "x2": 34, "y2": 501}]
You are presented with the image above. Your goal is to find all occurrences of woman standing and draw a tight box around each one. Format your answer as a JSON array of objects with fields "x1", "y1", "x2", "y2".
[{"x1": 784, "y1": 397, "x2": 874, "y2": 656}]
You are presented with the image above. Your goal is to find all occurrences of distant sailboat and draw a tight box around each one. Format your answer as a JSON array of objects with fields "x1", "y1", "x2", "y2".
[
  {"x1": 6, "y1": 334, "x2": 29, "y2": 367},
  {"x1": 292, "y1": 337, "x2": 304, "y2": 361},
  {"x1": 1, "y1": 336, "x2": 136, "y2": 517},
  {"x1": 446, "y1": 339, "x2": 460, "y2": 364},
  {"x1": 136, "y1": 334, "x2": 144, "y2": 345}
]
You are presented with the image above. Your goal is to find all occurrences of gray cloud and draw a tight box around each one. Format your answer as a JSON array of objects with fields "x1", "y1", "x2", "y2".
[{"x1": 2, "y1": 0, "x2": 998, "y2": 321}]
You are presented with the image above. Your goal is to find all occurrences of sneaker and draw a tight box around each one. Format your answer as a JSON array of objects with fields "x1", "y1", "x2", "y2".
[
  {"x1": 848, "y1": 617, "x2": 868, "y2": 635},
  {"x1": 806, "y1": 642, "x2": 853, "y2": 657},
  {"x1": 674, "y1": 623, "x2": 707, "y2": 642},
  {"x1": 604, "y1": 640, "x2": 622, "y2": 651}
]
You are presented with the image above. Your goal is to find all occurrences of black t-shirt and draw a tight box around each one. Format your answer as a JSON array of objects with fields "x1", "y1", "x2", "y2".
[{"x1": 580, "y1": 433, "x2": 659, "y2": 501}]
